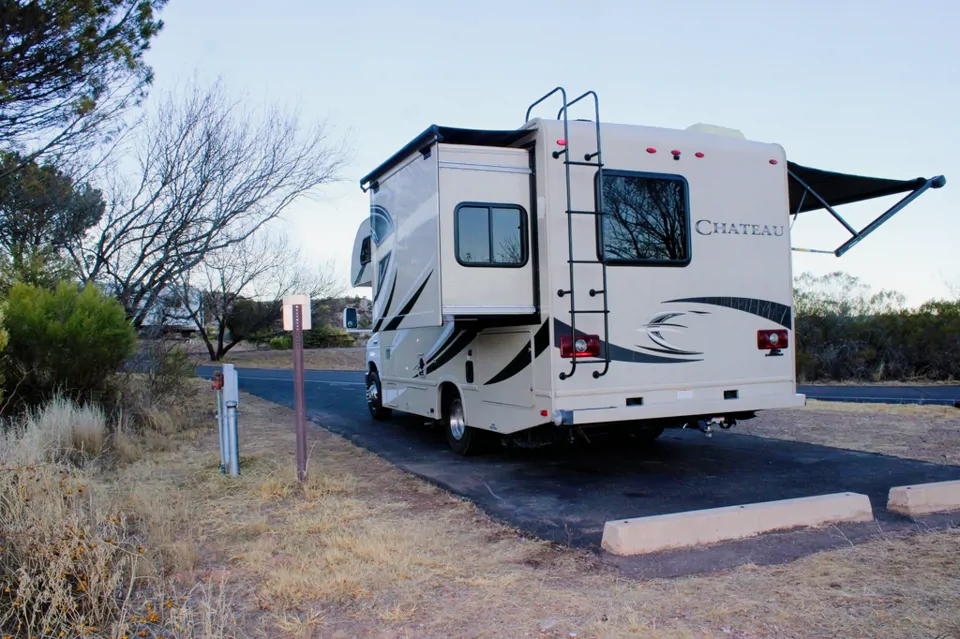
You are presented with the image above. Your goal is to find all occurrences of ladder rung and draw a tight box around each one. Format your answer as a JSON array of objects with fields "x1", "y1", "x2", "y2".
[
  {"x1": 570, "y1": 309, "x2": 609, "y2": 315},
  {"x1": 566, "y1": 160, "x2": 602, "y2": 167},
  {"x1": 567, "y1": 358, "x2": 608, "y2": 365},
  {"x1": 568, "y1": 259, "x2": 601, "y2": 264},
  {"x1": 567, "y1": 210, "x2": 602, "y2": 215}
]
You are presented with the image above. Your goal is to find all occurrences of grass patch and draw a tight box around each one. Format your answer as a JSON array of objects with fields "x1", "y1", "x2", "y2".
[
  {"x1": 5, "y1": 381, "x2": 959, "y2": 637},
  {"x1": 738, "y1": 401, "x2": 960, "y2": 466},
  {"x1": 84, "y1": 389, "x2": 958, "y2": 638},
  {"x1": 218, "y1": 346, "x2": 365, "y2": 371}
]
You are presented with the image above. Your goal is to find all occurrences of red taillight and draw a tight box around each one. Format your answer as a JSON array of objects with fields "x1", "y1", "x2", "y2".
[
  {"x1": 757, "y1": 329, "x2": 789, "y2": 350},
  {"x1": 560, "y1": 334, "x2": 601, "y2": 358}
]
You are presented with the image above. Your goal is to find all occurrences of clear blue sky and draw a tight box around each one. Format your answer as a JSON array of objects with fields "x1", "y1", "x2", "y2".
[{"x1": 142, "y1": 0, "x2": 959, "y2": 306}]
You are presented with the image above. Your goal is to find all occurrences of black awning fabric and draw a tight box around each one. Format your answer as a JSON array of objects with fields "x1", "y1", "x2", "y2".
[{"x1": 787, "y1": 161, "x2": 928, "y2": 213}]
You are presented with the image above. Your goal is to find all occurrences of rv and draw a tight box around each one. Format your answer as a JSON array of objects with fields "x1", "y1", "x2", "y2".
[{"x1": 344, "y1": 87, "x2": 946, "y2": 455}]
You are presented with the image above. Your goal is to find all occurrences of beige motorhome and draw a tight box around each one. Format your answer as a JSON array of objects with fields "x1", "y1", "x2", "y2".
[{"x1": 345, "y1": 87, "x2": 946, "y2": 455}]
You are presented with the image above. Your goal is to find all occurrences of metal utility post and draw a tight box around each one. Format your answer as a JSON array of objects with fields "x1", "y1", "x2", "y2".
[
  {"x1": 283, "y1": 294, "x2": 311, "y2": 485},
  {"x1": 212, "y1": 371, "x2": 227, "y2": 474},
  {"x1": 225, "y1": 399, "x2": 240, "y2": 476},
  {"x1": 292, "y1": 303, "x2": 308, "y2": 484}
]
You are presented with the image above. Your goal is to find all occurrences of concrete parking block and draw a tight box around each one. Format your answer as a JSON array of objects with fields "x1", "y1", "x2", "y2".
[
  {"x1": 887, "y1": 480, "x2": 960, "y2": 516},
  {"x1": 601, "y1": 492, "x2": 874, "y2": 556}
]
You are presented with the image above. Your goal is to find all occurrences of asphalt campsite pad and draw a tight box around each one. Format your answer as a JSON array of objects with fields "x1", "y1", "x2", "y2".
[{"x1": 217, "y1": 368, "x2": 960, "y2": 578}]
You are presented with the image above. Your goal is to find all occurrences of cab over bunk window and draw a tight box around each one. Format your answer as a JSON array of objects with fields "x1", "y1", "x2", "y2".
[
  {"x1": 597, "y1": 170, "x2": 691, "y2": 266},
  {"x1": 454, "y1": 203, "x2": 527, "y2": 267},
  {"x1": 359, "y1": 236, "x2": 371, "y2": 264}
]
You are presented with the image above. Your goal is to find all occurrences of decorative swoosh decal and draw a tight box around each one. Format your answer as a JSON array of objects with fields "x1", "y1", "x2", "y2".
[
  {"x1": 424, "y1": 329, "x2": 477, "y2": 375},
  {"x1": 553, "y1": 319, "x2": 699, "y2": 364},
  {"x1": 638, "y1": 311, "x2": 703, "y2": 356},
  {"x1": 384, "y1": 270, "x2": 433, "y2": 332},
  {"x1": 664, "y1": 296, "x2": 792, "y2": 329},
  {"x1": 370, "y1": 272, "x2": 397, "y2": 334},
  {"x1": 483, "y1": 321, "x2": 550, "y2": 385}
]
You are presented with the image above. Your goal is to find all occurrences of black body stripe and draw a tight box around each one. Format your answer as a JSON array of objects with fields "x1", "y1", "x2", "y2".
[
  {"x1": 553, "y1": 319, "x2": 698, "y2": 364},
  {"x1": 384, "y1": 270, "x2": 433, "y2": 332},
  {"x1": 483, "y1": 321, "x2": 549, "y2": 386},
  {"x1": 370, "y1": 273, "x2": 398, "y2": 333},
  {"x1": 664, "y1": 296, "x2": 792, "y2": 330},
  {"x1": 422, "y1": 326, "x2": 464, "y2": 369},
  {"x1": 425, "y1": 329, "x2": 476, "y2": 375}
]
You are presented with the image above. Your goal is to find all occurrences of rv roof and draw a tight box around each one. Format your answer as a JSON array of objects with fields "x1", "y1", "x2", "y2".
[
  {"x1": 359, "y1": 125, "x2": 533, "y2": 190},
  {"x1": 358, "y1": 122, "x2": 943, "y2": 214}
]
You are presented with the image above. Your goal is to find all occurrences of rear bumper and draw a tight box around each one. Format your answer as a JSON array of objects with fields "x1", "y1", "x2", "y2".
[{"x1": 551, "y1": 380, "x2": 806, "y2": 427}]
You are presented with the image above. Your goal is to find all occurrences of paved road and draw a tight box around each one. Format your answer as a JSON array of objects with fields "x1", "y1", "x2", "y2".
[
  {"x1": 196, "y1": 366, "x2": 960, "y2": 578},
  {"x1": 798, "y1": 383, "x2": 960, "y2": 406}
]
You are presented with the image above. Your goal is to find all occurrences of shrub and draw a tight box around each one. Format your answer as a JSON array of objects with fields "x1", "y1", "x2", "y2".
[
  {"x1": 269, "y1": 335, "x2": 292, "y2": 350},
  {"x1": 303, "y1": 325, "x2": 356, "y2": 349},
  {"x1": 0, "y1": 396, "x2": 139, "y2": 637},
  {"x1": 1, "y1": 282, "x2": 137, "y2": 407}
]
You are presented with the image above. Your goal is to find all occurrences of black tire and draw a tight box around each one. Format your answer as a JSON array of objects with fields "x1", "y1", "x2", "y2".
[
  {"x1": 442, "y1": 390, "x2": 481, "y2": 456},
  {"x1": 366, "y1": 370, "x2": 392, "y2": 421}
]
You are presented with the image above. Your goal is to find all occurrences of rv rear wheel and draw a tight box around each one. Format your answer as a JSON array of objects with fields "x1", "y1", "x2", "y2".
[
  {"x1": 443, "y1": 392, "x2": 479, "y2": 456},
  {"x1": 366, "y1": 370, "x2": 391, "y2": 421}
]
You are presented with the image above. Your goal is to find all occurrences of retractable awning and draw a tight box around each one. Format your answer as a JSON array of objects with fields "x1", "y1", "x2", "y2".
[{"x1": 786, "y1": 161, "x2": 946, "y2": 256}]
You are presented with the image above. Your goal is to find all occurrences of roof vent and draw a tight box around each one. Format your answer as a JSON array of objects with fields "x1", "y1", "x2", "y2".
[{"x1": 685, "y1": 123, "x2": 745, "y2": 139}]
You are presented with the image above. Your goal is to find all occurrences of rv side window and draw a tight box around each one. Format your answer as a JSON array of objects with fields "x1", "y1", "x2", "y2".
[
  {"x1": 454, "y1": 203, "x2": 527, "y2": 267},
  {"x1": 597, "y1": 171, "x2": 690, "y2": 265},
  {"x1": 360, "y1": 236, "x2": 371, "y2": 265}
]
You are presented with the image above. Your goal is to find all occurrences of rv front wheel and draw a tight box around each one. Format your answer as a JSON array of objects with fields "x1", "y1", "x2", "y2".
[{"x1": 366, "y1": 370, "x2": 392, "y2": 421}]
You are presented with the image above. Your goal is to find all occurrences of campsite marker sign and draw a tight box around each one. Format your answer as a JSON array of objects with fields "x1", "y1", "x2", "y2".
[{"x1": 282, "y1": 294, "x2": 310, "y2": 484}]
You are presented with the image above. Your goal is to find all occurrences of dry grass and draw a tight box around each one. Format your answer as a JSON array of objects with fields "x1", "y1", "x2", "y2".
[
  {"x1": 6, "y1": 382, "x2": 959, "y2": 637},
  {"x1": 738, "y1": 400, "x2": 960, "y2": 466},
  {"x1": 219, "y1": 347, "x2": 366, "y2": 371},
  {"x1": 0, "y1": 385, "x2": 244, "y2": 638},
  {"x1": 90, "y1": 388, "x2": 956, "y2": 639}
]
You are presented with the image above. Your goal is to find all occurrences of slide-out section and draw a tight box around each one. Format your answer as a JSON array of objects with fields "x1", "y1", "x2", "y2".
[{"x1": 437, "y1": 143, "x2": 536, "y2": 321}]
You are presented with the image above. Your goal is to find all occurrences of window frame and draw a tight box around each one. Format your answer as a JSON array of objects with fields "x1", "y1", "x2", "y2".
[
  {"x1": 453, "y1": 201, "x2": 529, "y2": 268},
  {"x1": 593, "y1": 169, "x2": 692, "y2": 267}
]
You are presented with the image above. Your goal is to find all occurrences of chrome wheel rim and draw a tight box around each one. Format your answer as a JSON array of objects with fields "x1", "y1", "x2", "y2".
[
  {"x1": 449, "y1": 399, "x2": 465, "y2": 440},
  {"x1": 366, "y1": 379, "x2": 379, "y2": 405}
]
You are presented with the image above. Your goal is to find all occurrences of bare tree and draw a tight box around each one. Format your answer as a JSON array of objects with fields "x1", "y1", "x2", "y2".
[
  {"x1": 69, "y1": 76, "x2": 349, "y2": 327},
  {"x1": 177, "y1": 229, "x2": 346, "y2": 360}
]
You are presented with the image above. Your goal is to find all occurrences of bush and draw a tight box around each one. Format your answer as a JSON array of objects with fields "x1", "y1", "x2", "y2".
[
  {"x1": 0, "y1": 396, "x2": 138, "y2": 637},
  {"x1": 269, "y1": 335, "x2": 292, "y2": 350},
  {"x1": 1, "y1": 282, "x2": 137, "y2": 408},
  {"x1": 303, "y1": 325, "x2": 355, "y2": 348},
  {"x1": 794, "y1": 272, "x2": 960, "y2": 382}
]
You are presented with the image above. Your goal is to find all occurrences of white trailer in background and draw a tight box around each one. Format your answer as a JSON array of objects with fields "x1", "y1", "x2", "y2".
[{"x1": 345, "y1": 87, "x2": 946, "y2": 455}]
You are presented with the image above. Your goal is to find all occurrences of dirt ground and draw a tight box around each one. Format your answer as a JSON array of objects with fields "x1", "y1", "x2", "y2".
[{"x1": 115, "y1": 382, "x2": 960, "y2": 639}]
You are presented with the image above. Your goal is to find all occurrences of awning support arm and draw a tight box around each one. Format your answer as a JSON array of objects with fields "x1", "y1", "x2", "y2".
[
  {"x1": 833, "y1": 175, "x2": 946, "y2": 257},
  {"x1": 787, "y1": 169, "x2": 858, "y2": 236},
  {"x1": 787, "y1": 171, "x2": 946, "y2": 257}
]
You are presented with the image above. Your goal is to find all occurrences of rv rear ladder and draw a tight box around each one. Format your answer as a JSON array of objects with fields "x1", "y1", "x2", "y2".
[{"x1": 525, "y1": 87, "x2": 612, "y2": 381}]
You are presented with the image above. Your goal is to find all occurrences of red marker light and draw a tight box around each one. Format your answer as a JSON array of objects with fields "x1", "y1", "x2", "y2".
[
  {"x1": 646, "y1": 147, "x2": 657, "y2": 153},
  {"x1": 671, "y1": 149, "x2": 681, "y2": 155},
  {"x1": 557, "y1": 139, "x2": 567, "y2": 146},
  {"x1": 540, "y1": 409, "x2": 549, "y2": 417},
  {"x1": 695, "y1": 152, "x2": 704, "y2": 158},
  {"x1": 769, "y1": 159, "x2": 778, "y2": 165}
]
